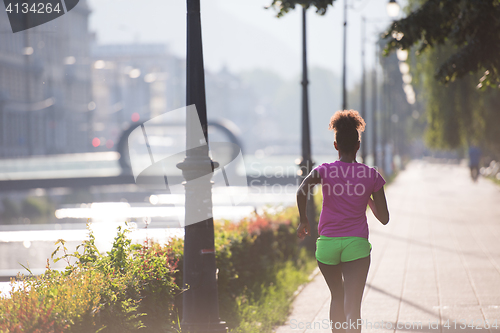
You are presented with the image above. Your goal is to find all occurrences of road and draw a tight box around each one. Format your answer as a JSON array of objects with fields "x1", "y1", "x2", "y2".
[{"x1": 276, "y1": 160, "x2": 500, "y2": 333}]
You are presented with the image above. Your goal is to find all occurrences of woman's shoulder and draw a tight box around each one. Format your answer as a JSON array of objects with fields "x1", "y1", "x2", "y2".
[
  {"x1": 357, "y1": 163, "x2": 384, "y2": 177},
  {"x1": 314, "y1": 161, "x2": 339, "y2": 172},
  {"x1": 316, "y1": 160, "x2": 345, "y2": 166},
  {"x1": 313, "y1": 161, "x2": 380, "y2": 174},
  {"x1": 314, "y1": 162, "x2": 332, "y2": 170},
  {"x1": 313, "y1": 162, "x2": 334, "y2": 178}
]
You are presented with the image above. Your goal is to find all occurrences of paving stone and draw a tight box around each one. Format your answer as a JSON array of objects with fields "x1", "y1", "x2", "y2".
[{"x1": 273, "y1": 161, "x2": 500, "y2": 333}]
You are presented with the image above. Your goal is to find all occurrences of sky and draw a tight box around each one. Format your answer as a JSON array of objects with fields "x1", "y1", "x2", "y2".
[{"x1": 87, "y1": 0, "x2": 403, "y2": 88}]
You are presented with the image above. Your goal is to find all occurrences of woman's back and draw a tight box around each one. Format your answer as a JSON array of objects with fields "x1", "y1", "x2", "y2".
[{"x1": 315, "y1": 161, "x2": 385, "y2": 239}]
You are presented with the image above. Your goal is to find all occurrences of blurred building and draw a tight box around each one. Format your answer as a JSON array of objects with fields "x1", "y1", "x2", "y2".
[
  {"x1": 205, "y1": 67, "x2": 261, "y2": 153},
  {"x1": 91, "y1": 44, "x2": 186, "y2": 150},
  {"x1": 0, "y1": 0, "x2": 93, "y2": 157}
]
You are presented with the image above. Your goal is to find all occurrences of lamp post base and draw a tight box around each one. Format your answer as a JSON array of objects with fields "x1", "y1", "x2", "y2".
[{"x1": 181, "y1": 321, "x2": 228, "y2": 333}]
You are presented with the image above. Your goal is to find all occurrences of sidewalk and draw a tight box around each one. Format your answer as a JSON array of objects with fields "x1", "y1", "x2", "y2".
[{"x1": 275, "y1": 160, "x2": 500, "y2": 333}]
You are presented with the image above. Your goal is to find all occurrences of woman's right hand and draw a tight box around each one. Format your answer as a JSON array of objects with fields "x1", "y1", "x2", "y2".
[
  {"x1": 296, "y1": 170, "x2": 321, "y2": 239},
  {"x1": 369, "y1": 187, "x2": 390, "y2": 225}
]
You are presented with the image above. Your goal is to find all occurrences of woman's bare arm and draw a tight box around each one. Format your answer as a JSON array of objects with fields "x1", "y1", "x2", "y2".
[
  {"x1": 296, "y1": 169, "x2": 321, "y2": 239},
  {"x1": 368, "y1": 187, "x2": 389, "y2": 225}
]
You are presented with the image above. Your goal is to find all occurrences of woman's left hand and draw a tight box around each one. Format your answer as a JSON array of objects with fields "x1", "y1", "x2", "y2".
[{"x1": 297, "y1": 221, "x2": 310, "y2": 239}]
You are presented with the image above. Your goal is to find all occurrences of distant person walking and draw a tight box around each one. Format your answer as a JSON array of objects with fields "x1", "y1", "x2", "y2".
[
  {"x1": 296, "y1": 110, "x2": 389, "y2": 333},
  {"x1": 469, "y1": 145, "x2": 481, "y2": 182}
]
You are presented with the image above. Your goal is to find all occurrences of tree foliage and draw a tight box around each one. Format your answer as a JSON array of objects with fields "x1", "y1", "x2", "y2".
[
  {"x1": 267, "y1": 0, "x2": 337, "y2": 17},
  {"x1": 413, "y1": 42, "x2": 500, "y2": 157},
  {"x1": 384, "y1": 0, "x2": 500, "y2": 87}
]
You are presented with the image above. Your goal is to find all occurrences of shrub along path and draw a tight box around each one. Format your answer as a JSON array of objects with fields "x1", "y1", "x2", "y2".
[{"x1": 275, "y1": 160, "x2": 500, "y2": 333}]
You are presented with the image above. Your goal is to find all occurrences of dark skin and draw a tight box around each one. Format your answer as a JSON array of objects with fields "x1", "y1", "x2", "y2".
[{"x1": 296, "y1": 140, "x2": 389, "y2": 333}]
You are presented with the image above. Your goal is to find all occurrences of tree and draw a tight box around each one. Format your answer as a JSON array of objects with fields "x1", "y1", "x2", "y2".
[
  {"x1": 383, "y1": 0, "x2": 500, "y2": 158},
  {"x1": 384, "y1": 0, "x2": 500, "y2": 87},
  {"x1": 267, "y1": 0, "x2": 336, "y2": 17},
  {"x1": 411, "y1": 40, "x2": 500, "y2": 157}
]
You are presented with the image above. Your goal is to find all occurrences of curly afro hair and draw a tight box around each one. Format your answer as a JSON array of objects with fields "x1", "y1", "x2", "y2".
[{"x1": 329, "y1": 110, "x2": 366, "y2": 153}]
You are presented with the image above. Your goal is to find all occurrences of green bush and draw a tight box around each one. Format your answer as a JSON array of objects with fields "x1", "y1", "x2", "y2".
[
  {"x1": 0, "y1": 207, "x2": 314, "y2": 333},
  {"x1": 213, "y1": 210, "x2": 304, "y2": 328},
  {"x1": 0, "y1": 264, "x2": 105, "y2": 332}
]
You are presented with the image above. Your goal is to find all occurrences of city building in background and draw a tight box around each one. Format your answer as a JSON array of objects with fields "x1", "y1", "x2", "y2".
[
  {"x1": 0, "y1": 0, "x2": 93, "y2": 157},
  {"x1": 91, "y1": 44, "x2": 186, "y2": 150}
]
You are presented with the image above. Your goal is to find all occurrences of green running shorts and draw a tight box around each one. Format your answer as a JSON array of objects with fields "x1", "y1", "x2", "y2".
[{"x1": 315, "y1": 235, "x2": 372, "y2": 265}]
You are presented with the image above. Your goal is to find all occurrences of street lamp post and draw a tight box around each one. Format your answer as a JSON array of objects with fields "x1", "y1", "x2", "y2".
[
  {"x1": 298, "y1": 6, "x2": 317, "y2": 250},
  {"x1": 381, "y1": 58, "x2": 389, "y2": 174},
  {"x1": 372, "y1": 43, "x2": 379, "y2": 168},
  {"x1": 23, "y1": 18, "x2": 33, "y2": 156},
  {"x1": 360, "y1": 17, "x2": 367, "y2": 163},
  {"x1": 360, "y1": 0, "x2": 399, "y2": 167},
  {"x1": 342, "y1": 0, "x2": 348, "y2": 111},
  {"x1": 383, "y1": 0, "x2": 399, "y2": 174},
  {"x1": 0, "y1": 93, "x2": 5, "y2": 157},
  {"x1": 360, "y1": 21, "x2": 381, "y2": 168},
  {"x1": 178, "y1": 1, "x2": 227, "y2": 332},
  {"x1": 343, "y1": 0, "x2": 399, "y2": 115}
]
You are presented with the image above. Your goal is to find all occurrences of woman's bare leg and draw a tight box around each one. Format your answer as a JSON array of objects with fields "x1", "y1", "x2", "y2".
[
  {"x1": 341, "y1": 256, "x2": 370, "y2": 333},
  {"x1": 318, "y1": 261, "x2": 346, "y2": 332}
]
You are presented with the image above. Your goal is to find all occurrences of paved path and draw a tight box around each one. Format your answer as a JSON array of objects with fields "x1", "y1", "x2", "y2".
[{"x1": 275, "y1": 160, "x2": 500, "y2": 333}]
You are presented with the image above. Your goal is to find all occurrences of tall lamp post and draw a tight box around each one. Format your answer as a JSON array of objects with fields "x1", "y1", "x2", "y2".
[
  {"x1": 342, "y1": 0, "x2": 400, "y2": 115},
  {"x1": 23, "y1": 18, "x2": 33, "y2": 156},
  {"x1": 341, "y1": 0, "x2": 348, "y2": 111},
  {"x1": 359, "y1": 1, "x2": 400, "y2": 167},
  {"x1": 372, "y1": 43, "x2": 379, "y2": 167},
  {"x1": 0, "y1": 92, "x2": 6, "y2": 157},
  {"x1": 360, "y1": 17, "x2": 367, "y2": 163},
  {"x1": 383, "y1": 0, "x2": 399, "y2": 173},
  {"x1": 297, "y1": 6, "x2": 317, "y2": 250},
  {"x1": 178, "y1": 1, "x2": 227, "y2": 332}
]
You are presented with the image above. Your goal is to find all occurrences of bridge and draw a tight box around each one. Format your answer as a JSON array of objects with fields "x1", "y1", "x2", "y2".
[{"x1": 0, "y1": 120, "x2": 298, "y2": 191}]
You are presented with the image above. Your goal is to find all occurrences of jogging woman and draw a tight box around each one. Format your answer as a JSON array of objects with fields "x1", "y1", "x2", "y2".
[{"x1": 296, "y1": 110, "x2": 389, "y2": 333}]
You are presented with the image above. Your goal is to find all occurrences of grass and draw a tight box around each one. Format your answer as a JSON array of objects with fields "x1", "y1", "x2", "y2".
[
  {"x1": 384, "y1": 170, "x2": 399, "y2": 186},
  {"x1": 486, "y1": 175, "x2": 500, "y2": 186},
  {"x1": 232, "y1": 255, "x2": 317, "y2": 333}
]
